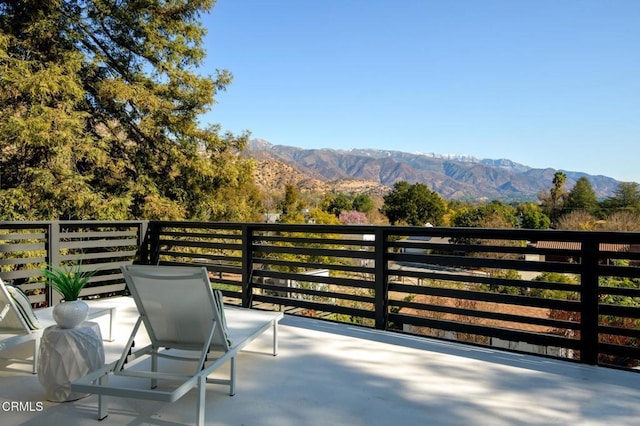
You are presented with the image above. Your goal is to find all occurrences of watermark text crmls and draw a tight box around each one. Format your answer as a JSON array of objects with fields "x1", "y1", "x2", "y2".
[{"x1": 1, "y1": 401, "x2": 44, "y2": 412}]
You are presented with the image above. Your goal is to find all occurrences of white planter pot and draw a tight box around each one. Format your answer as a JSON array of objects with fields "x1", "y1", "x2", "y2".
[{"x1": 52, "y1": 300, "x2": 89, "y2": 329}]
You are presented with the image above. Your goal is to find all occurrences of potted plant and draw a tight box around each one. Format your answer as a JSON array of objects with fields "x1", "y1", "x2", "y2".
[{"x1": 42, "y1": 262, "x2": 97, "y2": 329}]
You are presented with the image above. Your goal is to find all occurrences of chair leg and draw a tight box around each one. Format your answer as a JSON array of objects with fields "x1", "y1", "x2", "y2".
[
  {"x1": 272, "y1": 321, "x2": 279, "y2": 356},
  {"x1": 196, "y1": 374, "x2": 206, "y2": 426},
  {"x1": 230, "y1": 356, "x2": 236, "y2": 396},
  {"x1": 98, "y1": 374, "x2": 109, "y2": 420},
  {"x1": 151, "y1": 351, "x2": 158, "y2": 389},
  {"x1": 107, "y1": 307, "x2": 115, "y2": 342}
]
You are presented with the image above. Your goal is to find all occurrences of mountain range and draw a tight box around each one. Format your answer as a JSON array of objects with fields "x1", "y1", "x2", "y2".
[{"x1": 245, "y1": 138, "x2": 621, "y2": 201}]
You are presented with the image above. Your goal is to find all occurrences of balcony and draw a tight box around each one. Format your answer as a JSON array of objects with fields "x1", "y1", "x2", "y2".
[
  {"x1": 2, "y1": 220, "x2": 640, "y2": 423},
  {"x1": 2, "y1": 296, "x2": 640, "y2": 425}
]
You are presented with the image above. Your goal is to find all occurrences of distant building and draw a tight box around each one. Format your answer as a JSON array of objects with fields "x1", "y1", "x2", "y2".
[
  {"x1": 263, "y1": 213, "x2": 281, "y2": 223},
  {"x1": 530, "y1": 241, "x2": 640, "y2": 265}
]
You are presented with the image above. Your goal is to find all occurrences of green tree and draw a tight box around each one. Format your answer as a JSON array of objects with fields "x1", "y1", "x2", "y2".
[
  {"x1": 450, "y1": 207, "x2": 485, "y2": 228},
  {"x1": 480, "y1": 201, "x2": 519, "y2": 228},
  {"x1": 532, "y1": 270, "x2": 640, "y2": 366},
  {"x1": 352, "y1": 194, "x2": 374, "y2": 213},
  {"x1": 600, "y1": 182, "x2": 640, "y2": 215},
  {"x1": 485, "y1": 269, "x2": 524, "y2": 295},
  {"x1": 563, "y1": 177, "x2": 598, "y2": 216},
  {"x1": 380, "y1": 181, "x2": 446, "y2": 226},
  {"x1": 451, "y1": 200, "x2": 518, "y2": 229},
  {"x1": 309, "y1": 208, "x2": 341, "y2": 225},
  {"x1": 551, "y1": 172, "x2": 568, "y2": 208},
  {"x1": 540, "y1": 171, "x2": 568, "y2": 223},
  {"x1": 0, "y1": 0, "x2": 258, "y2": 221},
  {"x1": 279, "y1": 184, "x2": 305, "y2": 221},
  {"x1": 531, "y1": 272, "x2": 578, "y2": 298},
  {"x1": 517, "y1": 202, "x2": 551, "y2": 229},
  {"x1": 325, "y1": 192, "x2": 352, "y2": 217},
  {"x1": 450, "y1": 200, "x2": 520, "y2": 248},
  {"x1": 598, "y1": 273, "x2": 640, "y2": 366}
]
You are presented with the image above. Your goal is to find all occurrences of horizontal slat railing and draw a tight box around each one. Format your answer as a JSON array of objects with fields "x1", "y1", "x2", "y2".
[
  {"x1": 147, "y1": 222, "x2": 640, "y2": 369},
  {"x1": 0, "y1": 221, "x2": 148, "y2": 307},
  {"x1": 3, "y1": 220, "x2": 640, "y2": 369}
]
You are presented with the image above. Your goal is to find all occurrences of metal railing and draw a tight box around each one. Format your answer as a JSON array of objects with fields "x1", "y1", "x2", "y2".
[
  {"x1": 0, "y1": 221, "x2": 147, "y2": 305},
  {"x1": 2, "y1": 220, "x2": 640, "y2": 368}
]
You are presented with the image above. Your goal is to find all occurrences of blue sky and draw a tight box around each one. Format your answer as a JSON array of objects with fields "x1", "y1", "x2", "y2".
[{"x1": 200, "y1": 0, "x2": 640, "y2": 183}]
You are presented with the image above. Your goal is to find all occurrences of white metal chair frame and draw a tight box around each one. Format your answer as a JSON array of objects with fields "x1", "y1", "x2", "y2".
[{"x1": 72, "y1": 265, "x2": 283, "y2": 426}]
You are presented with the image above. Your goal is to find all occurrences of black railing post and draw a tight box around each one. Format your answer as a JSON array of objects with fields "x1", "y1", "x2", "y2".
[
  {"x1": 241, "y1": 224, "x2": 253, "y2": 308},
  {"x1": 46, "y1": 221, "x2": 61, "y2": 307},
  {"x1": 137, "y1": 221, "x2": 150, "y2": 264},
  {"x1": 374, "y1": 228, "x2": 388, "y2": 330},
  {"x1": 580, "y1": 237, "x2": 600, "y2": 365},
  {"x1": 148, "y1": 222, "x2": 161, "y2": 265}
]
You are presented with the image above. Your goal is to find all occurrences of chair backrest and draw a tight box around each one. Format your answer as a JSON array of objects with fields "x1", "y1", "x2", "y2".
[
  {"x1": 121, "y1": 265, "x2": 230, "y2": 351},
  {"x1": 0, "y1": 278, "x2": 31, "y2": 334}
]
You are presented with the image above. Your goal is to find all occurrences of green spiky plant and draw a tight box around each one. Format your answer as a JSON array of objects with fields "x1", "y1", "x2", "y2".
[{"x1": 42, "y1": 263, "x2": 97, "y2": 302}]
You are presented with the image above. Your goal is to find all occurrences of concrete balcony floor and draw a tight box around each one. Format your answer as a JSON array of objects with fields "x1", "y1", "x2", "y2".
[{"x1": 1, "y1": 297, "x2": 640, "y2": 426}]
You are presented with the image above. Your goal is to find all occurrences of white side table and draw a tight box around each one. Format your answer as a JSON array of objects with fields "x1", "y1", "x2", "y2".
[{"x1": 37, "y1": 321, "x2": 105, "y2": 402}]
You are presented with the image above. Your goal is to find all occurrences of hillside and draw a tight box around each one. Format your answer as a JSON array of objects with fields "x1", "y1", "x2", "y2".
[
  {"x1": 251, "y1": 158, "x2": 389, "y2": 197},
  {"x1": 245, "y1": 139, "x2": 620, "y2": 201}
]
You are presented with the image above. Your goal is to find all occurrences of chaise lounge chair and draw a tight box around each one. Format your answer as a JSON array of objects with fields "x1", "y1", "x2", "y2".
[
  {"x1": 0, "y1": 278, "x2": 46, "y2": 373},
  {"x1": 0, "y1": 278, "x2": 117, "y2": 374},
  {"x1": 71, "y1": 265, "x2": 284, "y2": 425}
]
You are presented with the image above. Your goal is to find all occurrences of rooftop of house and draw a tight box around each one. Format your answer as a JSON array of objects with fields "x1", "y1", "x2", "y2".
[
  {"x1": 533, "y1": 240, "x2": 640, "y2": 252},
  {"x1": 2, "y1": 296, "x2": 640, "y2": 425}
]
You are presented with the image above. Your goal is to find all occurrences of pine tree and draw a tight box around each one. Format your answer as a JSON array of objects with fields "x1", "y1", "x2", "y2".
[
  {"x1": 0, "y1": 0, "x2": 259, "y2": 220},
  {"x1": 564, "y1": 177, "x2": 598, "y2": 216},
  {"x1": 600, "y1": 182, "x2": 640, "y2": 216}
]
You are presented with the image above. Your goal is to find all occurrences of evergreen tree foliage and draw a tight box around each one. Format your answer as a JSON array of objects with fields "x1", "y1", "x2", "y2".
[
  {"x1": 0, "y1": 0, "x2": 260, "y2": 220},
  {"x1": 517, "y1": 202, "x2": 551, "y2": 229},
  {"x1": 325, "y1": 192, "x2": 352, "y2": 217},
  {"x1": 352, "y1": 193, "x2": 373, "y2": 213},
  {"x1": 278, "y1": 184, "x2": 305, "y2": 222},
  {"x1": 563, "y1": 177, "x2": 598, "y2": 216},
  {"x1": 380, "y1": 181, "x2": 446, "y2": 226},
  {"x1": 450, "y1": 206, "x2": 485, "y2": 228},
  {"x1": 600, "y1": 182, "x2": 640, "y2": 215}
]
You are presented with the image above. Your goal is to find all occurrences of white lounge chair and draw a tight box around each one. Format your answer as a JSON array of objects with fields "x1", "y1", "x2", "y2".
[
  {"x1": 0, "y1": 278, "x2": 47, "y2": 373},
  {"x1": 1, "y1": 278, "x2": 117, "y2": 374},
  {"x1": 72, "y1": 265, "x2": 284, "y2": 425}
]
